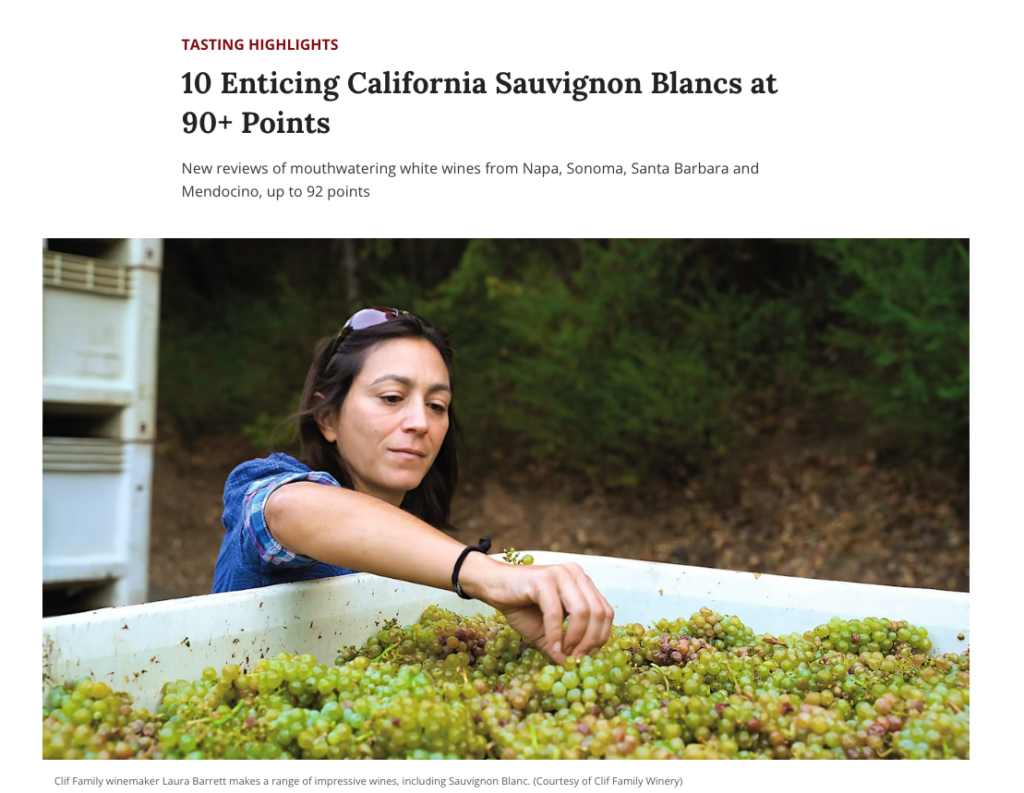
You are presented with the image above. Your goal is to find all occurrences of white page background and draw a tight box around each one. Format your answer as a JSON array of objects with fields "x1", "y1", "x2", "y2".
[{"x1": 11, "y1": 0, "x2": 1019, "y2": 785}]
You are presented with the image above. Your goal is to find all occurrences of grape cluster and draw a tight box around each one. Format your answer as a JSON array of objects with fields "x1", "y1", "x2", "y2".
[{"x1": 43, "y1": 607, "x2": 969, "y2": 759}]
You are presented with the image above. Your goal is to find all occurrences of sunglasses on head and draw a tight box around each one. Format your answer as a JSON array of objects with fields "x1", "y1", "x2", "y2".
[{"x1": 324, "y1": 306, "x2": 411, "y2": 362}]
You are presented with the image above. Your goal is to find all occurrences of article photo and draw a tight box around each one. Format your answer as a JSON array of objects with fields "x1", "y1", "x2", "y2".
[{"x1": 42, "y1": 238, "x2": 969, "y2": 761}]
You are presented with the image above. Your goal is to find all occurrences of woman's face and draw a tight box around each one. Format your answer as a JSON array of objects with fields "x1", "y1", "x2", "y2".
[{"x1": 320, "y1": 337, "x2": 451, "y2": 506}]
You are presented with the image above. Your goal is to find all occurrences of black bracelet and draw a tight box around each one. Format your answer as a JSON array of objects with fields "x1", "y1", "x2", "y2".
[{"x1": 452, "y1": 537, "x2": 492, "y2": 600}]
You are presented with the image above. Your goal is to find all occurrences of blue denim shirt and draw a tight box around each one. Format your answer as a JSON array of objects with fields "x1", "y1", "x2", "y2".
[{"x1": 213, "y1": 453, "x2": 358, "y2": 594}]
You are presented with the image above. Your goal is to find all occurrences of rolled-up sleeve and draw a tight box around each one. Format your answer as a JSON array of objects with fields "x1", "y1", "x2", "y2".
[{"x1": 223, "y1": 456, "x2": 340, "y2": 569}]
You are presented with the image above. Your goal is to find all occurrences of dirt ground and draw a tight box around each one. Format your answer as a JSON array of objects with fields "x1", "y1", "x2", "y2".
[{"x1": 147, "y1": 434, "x2": 968, "y2": 604}]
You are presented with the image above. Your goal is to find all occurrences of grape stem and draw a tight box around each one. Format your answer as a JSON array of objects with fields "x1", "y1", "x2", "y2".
[
  {"x1": 209, "y1": 701, "x2": 244, "y2": 728},
  {"x1": 653, "y1": 666, "x2": 671, "y2": 695}
]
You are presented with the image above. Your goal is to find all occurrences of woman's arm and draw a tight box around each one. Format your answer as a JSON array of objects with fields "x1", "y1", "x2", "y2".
[{"x1": 266, "y1": 482, "x2": 614, "y2": 663}]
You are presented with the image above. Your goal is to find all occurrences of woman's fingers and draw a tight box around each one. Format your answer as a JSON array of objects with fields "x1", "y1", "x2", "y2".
[
  {"x1": 535, "y1": 574, "x2": 569, "y2": 663},
  {"x1": 554, "y1": 565, "x2": 592, "y2": 656},
  {"x1": 568, "y1": 568, "x2": 614, "y2": 658},
  {"x1": 592, "y1": 576, "x2": 615, "y2": 656},
  {"x1": 493, "y1": 562, "x2": 612, "y2": 665}
]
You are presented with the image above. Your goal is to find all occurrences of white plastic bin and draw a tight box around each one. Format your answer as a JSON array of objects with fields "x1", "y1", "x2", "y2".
[
  {"x1": 41, "y1": 553, "x2": 970, "y2": 708},
  {"x1": 42, "y1": 439, "x2": 153, "y2": 592},
  {"x1": 42, "y1": 240, "x2": 161, "y2": 440},
  {"x1": 42, "y1": 239, "x2": 162, "y2": 609}
]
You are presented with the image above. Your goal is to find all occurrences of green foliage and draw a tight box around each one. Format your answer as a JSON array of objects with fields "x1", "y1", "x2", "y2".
[
  {"x1": 158, "y1": 239, "x2": 968, "y2": 482},
  {"x1": 159, "y1": 279, "x2": 337, "y2": 448},
  {"x1": 809, "y1": 240, "x2": 968, "y2": 460},
  {"x1": 414, "y1": 240, "x2": 824, "y2": 480},
  {"x1": 241, "y1": 394, "x2": 302, "y2": 455}
]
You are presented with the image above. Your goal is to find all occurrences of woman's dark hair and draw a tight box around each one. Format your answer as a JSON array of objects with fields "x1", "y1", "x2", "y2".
[{"x1": 294, "y1": 313, "x2": 459, "y2": 530}]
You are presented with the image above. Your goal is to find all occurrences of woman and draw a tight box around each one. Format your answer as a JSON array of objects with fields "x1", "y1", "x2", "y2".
[{"x1": 214, "y1": 307, "x2": 614, "y2": 664}]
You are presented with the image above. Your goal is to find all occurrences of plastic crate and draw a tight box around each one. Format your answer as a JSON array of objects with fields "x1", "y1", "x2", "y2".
[
  {"x1": 41, "y1": 552, "x2": 970, "y2": 708},
  {"x1": 42, "y1": 439, "x2": 153, "y2": 605},
  {"x1": 42, "y1": 241, "x2": 160, "y2": 442}
]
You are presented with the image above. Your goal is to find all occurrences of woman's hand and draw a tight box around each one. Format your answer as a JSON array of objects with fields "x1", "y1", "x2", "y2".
[{"x1": 459, "y1": 556, "x2": 615, "y2": 665}]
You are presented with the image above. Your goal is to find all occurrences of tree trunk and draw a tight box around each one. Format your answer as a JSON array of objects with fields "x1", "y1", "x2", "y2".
[{"x1": 339, "y1": 239, "x2": 360, "y2": 308}]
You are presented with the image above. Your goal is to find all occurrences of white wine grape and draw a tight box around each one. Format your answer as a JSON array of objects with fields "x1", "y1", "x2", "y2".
[{"x1": 42, "y1": 607, "x2": 968, "y2": 760}]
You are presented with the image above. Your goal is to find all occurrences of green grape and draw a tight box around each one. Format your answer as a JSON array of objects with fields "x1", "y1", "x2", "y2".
[{"x1": 43, "y1": 606, "x2": 968, "y2": 760}]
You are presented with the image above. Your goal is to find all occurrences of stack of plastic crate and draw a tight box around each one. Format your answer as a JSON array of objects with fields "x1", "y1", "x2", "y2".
[{"x1": 42, "y1": 239, "x2": 162, "y2": 611}]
